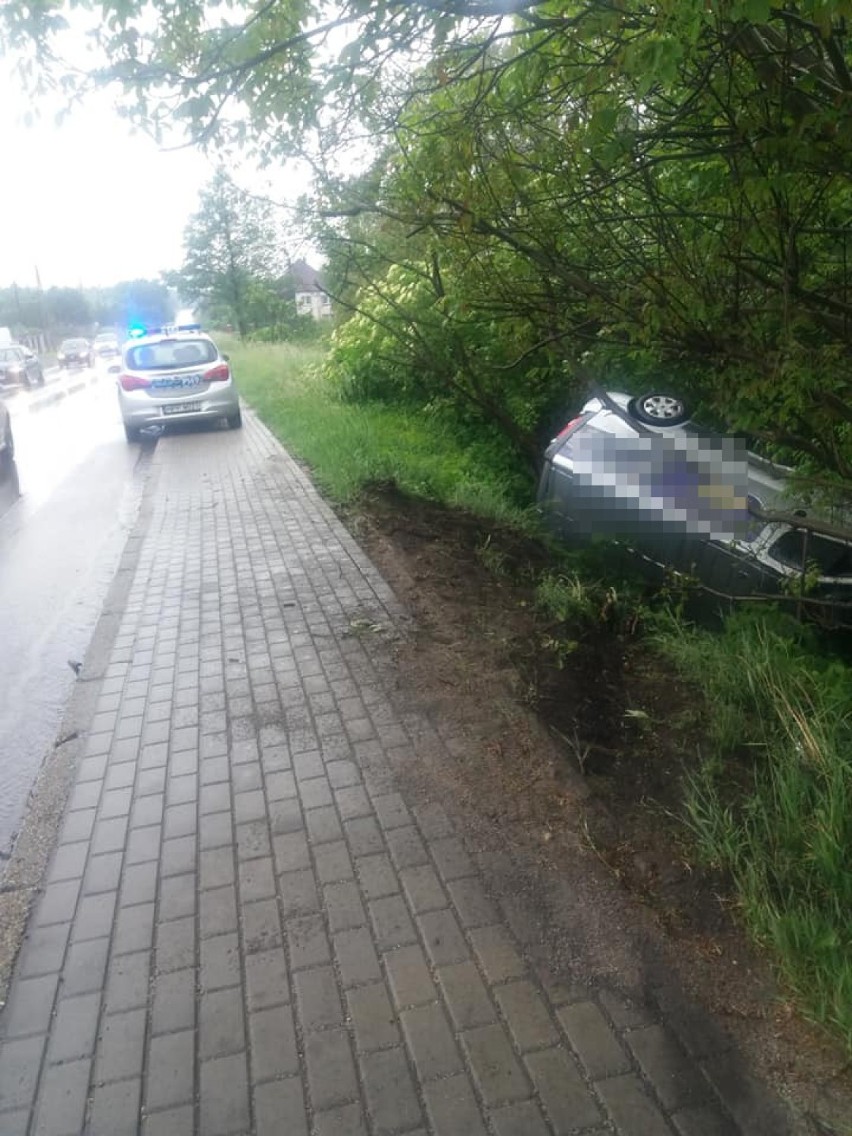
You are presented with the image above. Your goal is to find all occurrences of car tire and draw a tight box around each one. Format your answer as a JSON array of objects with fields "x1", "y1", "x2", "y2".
[
  {"x1": 36, "y1": 368, "x2": 45, "y2": 386},
  {"x1": 227, "y1": 408, "x2": 243, "y2": 430},
  {"x1": 123, "y1": 422, "x2": 141, "y2": 443},
  {"x1": 1, "y1": 447, "x2": 19, "y2": 496},
  {"x1": 630, "y1": 393, "x2": 691, "y2": 426},
  {"x1": 1, "y1": 426, "x2": 13, "y2": 468},
  {"x1": 1, "y1": 424, "x2": 15, "y2": 487}
]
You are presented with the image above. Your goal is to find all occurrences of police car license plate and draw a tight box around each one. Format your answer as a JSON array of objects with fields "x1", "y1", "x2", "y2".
[
  {"x1": 162, "y1": 402, "x2": 196, "y2": 415},
  {"x1": 152, "y1": 373, "x2": 202, "y2": 390}
]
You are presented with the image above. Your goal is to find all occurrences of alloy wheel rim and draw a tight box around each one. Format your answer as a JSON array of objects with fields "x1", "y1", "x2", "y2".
[{"x1": 641, "y1": 395, "x2": 683, "y2": 420}]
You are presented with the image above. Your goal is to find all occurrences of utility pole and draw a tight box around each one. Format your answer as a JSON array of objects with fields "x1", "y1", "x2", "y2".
[{"x1": 35, "y1": 264, "x2": 49, "y2": 351}]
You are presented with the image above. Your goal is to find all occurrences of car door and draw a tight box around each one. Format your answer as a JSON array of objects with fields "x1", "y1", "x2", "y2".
[{"x1": 699, "y1": 534, "x2": 775, "y2": 597}]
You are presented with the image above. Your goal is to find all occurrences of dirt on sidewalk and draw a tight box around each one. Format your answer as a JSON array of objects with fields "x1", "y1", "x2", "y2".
[{"x1": 345, "y1": 481, "x2": 852, "y2": 1136}]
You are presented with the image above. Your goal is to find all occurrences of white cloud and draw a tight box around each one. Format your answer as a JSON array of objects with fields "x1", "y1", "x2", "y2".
[{"x1": 0, "y1": 63, "x2": 214, "y2": 289}]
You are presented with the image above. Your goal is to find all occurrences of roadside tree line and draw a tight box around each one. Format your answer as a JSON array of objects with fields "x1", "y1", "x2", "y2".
[
  {"x1": 0, "y1": 279, "x2": 173, "y2": 341},
  {"x1": 167, "y1": 169, "x2": 322, "y2": 342},
  {"x1": 5, "y1": 0, "x2": 851, "y2": 492}
]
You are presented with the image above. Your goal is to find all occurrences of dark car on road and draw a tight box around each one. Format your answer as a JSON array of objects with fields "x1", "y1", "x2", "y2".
[
  {"x1": 0, "y1": 402, "x2": 13, "y2": 471},
  {"x1": 0, "y1": 345, "x2": 44, "y2": 390},
  {"x1": 57, "y1": 338, "x2": 90, "y2": 369},
  {"x1": 538, "y1": 391, "x2": 852, "y2": 615}
]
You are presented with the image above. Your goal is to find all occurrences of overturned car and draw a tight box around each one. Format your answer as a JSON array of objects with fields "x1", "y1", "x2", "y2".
[{"x1": 537, "y1": 391, "x2": 852, "y2": 622}]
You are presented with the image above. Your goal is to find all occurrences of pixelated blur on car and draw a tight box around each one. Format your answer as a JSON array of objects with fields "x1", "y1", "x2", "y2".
[
  {"x1": 116, "y1": 324, "x2": 242, "y2": 442},
  {"x1": 538, "y1": 391, "x2": 852, "y2": 611}
]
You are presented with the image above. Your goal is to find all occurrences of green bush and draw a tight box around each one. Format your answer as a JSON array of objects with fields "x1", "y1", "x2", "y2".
[
  {"x1": 248, "y1": 314, "x2": 326, "y2": 343},
  {"x1": 322, "y1": 260, "x2": 576, "y2": 472},
  {"x1": 229, "y1": 338, "x2": 535, "y2": 523}
]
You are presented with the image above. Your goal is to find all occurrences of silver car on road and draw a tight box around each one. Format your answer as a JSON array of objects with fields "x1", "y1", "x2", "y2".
[{"x1": 117, "y1": 326, "x2": 242, "y2": 442}]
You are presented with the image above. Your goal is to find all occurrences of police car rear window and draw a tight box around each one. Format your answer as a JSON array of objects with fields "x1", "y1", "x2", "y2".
[{"x1": 126, "y1": 339, "x2": 217, "y2": 370}]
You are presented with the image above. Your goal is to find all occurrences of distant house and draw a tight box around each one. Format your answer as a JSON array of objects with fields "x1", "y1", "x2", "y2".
[{"x1": 290, "y1": 259, "x2": 332, "y2": 320}]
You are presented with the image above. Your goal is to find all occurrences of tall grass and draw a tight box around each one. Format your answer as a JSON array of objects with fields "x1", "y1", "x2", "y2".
[
  {"x1": 232, "y1": 339, "x2": 852, "y2": 1052},
  {"x1": 229, "y1": 338, "x2": 536, "y2": 525},
  {"x1": 654, "y1": 608, "x2": 852, "y2": 1051}
]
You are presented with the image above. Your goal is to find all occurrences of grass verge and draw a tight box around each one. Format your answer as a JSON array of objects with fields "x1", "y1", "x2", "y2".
[
  {"x1": 654, "y1": 607, "x2": 852, "y2": 1052},
  {"x1": 229, "y1": 338, "x2": 535, "y2": 526},
  {"x1": 232, "y1": 337, "x2": 852, "y2": 1055}
]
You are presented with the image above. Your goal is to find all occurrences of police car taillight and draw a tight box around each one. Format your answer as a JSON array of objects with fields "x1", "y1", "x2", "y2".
[{"x1": 120, "y1": 373, "x2": 151, "y2": 391}]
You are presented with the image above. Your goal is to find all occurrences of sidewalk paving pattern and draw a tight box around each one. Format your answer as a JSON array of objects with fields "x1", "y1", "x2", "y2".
[{"x1": 0, "y1": 412, "x2": 776, "y2": 1134}]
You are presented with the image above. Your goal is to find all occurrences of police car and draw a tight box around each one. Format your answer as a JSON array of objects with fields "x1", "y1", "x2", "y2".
[{"x1": 117, "y1": 324, "x2": 241, "y2": 442}]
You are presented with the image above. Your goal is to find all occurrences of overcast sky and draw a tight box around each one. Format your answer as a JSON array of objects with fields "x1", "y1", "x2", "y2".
[{"x1": 0, "y1": 52, "x2": 224, "y2": 291}]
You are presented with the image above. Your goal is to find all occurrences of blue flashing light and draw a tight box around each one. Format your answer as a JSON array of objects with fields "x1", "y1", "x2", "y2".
[{"x1": 127, "y1": 322, "x2": 202, "y2": 340}]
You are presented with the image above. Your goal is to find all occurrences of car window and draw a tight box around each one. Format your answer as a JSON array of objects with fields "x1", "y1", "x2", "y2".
[
  {"x1": 126, "y1": 339, "x2": 217, "y2": 370},
  {"x1": 0, "y1": 348, "x2": 21, "y2": 363},
  {"x1": 769, "y1": 529, "x2": 852, "y2": 577},
  {"x1": 61, "y1": 339, "x2": 87, "y2": 350}
]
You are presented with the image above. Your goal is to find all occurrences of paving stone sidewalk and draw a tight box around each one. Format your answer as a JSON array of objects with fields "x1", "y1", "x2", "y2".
[{"x1": 0, "y1": 411, "x2": 787, "y2": 1135}]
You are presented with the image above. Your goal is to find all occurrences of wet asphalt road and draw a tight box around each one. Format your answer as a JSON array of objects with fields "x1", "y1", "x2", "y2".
[{"x1": 0, "y1": 367, "x2": 149, "y2": 856}]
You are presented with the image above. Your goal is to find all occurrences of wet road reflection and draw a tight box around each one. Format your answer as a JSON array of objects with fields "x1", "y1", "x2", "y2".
[{"x1": 0, "y1": 369, "x2": 150, "y2": 855}]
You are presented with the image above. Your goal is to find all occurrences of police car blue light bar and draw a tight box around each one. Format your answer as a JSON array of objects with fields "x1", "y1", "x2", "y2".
[{"x1": 126, "y1": 323, "x2": 203, "y2": 338}]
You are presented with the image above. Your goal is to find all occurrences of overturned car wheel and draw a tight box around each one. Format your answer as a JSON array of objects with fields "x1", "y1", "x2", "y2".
[{"x1": 630, "y1": 393, "x2": 691, "y2": 427}]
